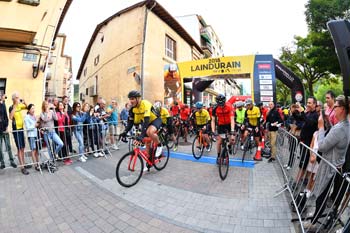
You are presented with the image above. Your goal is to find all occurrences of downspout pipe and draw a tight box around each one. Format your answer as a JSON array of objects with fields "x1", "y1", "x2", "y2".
[{"x1": 140, "y1": 1, "x2": 156, "y2": 98}]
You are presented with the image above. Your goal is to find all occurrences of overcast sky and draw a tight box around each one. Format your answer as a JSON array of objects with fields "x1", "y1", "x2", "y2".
[{"x1": 60, "y1": 0, "x2": 309, "y2": 79}]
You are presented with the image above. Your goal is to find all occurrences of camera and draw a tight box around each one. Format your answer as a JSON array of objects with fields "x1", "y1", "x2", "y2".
[{"x1": 20, "y1": 99, "x2": 23, "y2": 103}]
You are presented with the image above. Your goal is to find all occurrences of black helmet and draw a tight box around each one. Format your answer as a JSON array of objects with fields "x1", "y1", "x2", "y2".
[
  {"x1": 216, "y1": 94, "x2": 226, "y2": 106},
  {"x1": 127, "y1": 90, "x2": 141, "y2": 98}
]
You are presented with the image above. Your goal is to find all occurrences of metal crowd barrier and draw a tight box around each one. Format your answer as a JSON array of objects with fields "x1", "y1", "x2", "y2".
[
  {"x1": 0, "y1": 120, "x2": 124, "y2": 174},
  {"x1": 275, "y1": 127, "x2": 350, "y2": 233}
]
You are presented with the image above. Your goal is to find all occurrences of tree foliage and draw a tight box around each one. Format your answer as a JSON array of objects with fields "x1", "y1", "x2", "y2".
[
  {"x1": 276, "y1": 79, "x2": 291, "y2": 106},
  {"x1": 278, "y1": 0, "x2": 350, "y2": 98}
]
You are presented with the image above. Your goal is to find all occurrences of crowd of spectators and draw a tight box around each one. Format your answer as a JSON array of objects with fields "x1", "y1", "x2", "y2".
[{"x1": 0, "y1": 91, "x2": 129, "y2": 175}]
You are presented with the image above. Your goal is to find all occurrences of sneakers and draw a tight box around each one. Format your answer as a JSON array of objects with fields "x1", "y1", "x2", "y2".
[
  {"x1": 112, "y1": 145, "x2": 119, "y2": 150},
  {"x1": 197, "y1": 146, "x2": 202, "y2": 152},
  {"x1": 93, "y1": 153, "x2": 100, "y2": 158},
  {"x1": 99, "y1": 152, "x2": 105, "y2": 157},
  {"x1": 240, "y1": 145, "x2": 244, "y2": 150},
  {"x1": 155, "y1": 146, "x2": 162, "y2": 158},
  {"x1": 267, "y1": 157, "x2": 275, "y2": 163},
  {"x1": 206, "y1": 146, "x2": 211, "y2": 152},
  {"x1": 21, "y1": 168, "x2": 29, "y2": 175},
  {"x1": 78, "y1": 157, "x2": 86, "y2": 162},
  {"x1": 173, "y1": 144, "x2": 178, "y2": 152},
  {"x1": 63, "y1": 159, "x2": 72, "y2": 165},
  {"x1": 10, "y1": 161, "x2": 17, "y2": 168}
]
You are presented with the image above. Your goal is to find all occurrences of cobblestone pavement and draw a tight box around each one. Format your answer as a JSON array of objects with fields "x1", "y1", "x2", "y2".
[{"x1": 0, "y1": 139, "x2": 296, "y2": 233}]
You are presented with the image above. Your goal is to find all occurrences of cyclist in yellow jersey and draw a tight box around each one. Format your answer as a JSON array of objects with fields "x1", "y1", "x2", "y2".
[
  {"x1": 153, "y1": 101, "x2": 178, "y2": 151},
  {"x1": 193, "y1": 101, "x2": 211, "y2": 151},
  {"x1": 120, "y1": 90, "x2": 163, "y2": 157},
  {"x1": 241, "y1": 98, "x2": 261, "y2": 150}
]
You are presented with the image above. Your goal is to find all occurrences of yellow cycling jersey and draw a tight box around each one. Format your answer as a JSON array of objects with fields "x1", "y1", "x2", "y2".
[
  {"x1": 246, "y1": 106, "x2": 260, "y2": 126},
  {"x1": 159, "y1": 107, "x2": 170, "y2": 124},
  {"x1": 195, "y1": 109, "x2": 211, "y2": 125},
  {"x1": 131, "y1": 99, "x2": 158, "y2": 124}
]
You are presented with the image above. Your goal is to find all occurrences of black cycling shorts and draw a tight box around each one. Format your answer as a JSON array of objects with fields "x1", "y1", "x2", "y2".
[
  {"x1": 217, "y1": 124, "x2": 231, "y2": 134},
  {"x1": 150, "y1": 118, "x2": 162, "y2": 130}
]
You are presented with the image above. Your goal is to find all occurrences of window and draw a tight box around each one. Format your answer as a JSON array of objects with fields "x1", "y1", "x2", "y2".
[
  {"x1": 85, "y1": 88, "x2": 88, "y2": 95},
  {"x1": 100, "y1": 36, "x2": 104, "y2": 43},
  {"x1": 23, "y1": 52, "x2": 37, "y2": 62},
  {"x1": 18, "y1": 0, "x2": 40, "y2": 6},
  {"x1": 94, "y1": 55, "x2": 99, "y2": 66},
  {"x1": 165, "y1": 35, "x2": 176, "y2": 60},
  {"x1": 83, "y1": 67, "x2": 87, "y2": 77},
  {"x1": 0, "y1": 79, "x2": 6, "y2": 96}
]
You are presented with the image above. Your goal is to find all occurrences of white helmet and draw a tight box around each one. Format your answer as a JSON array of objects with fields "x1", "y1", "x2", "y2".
[
  {"x1": 169, "y1": 63, "x2": 177, "y2": 72},
  {"x1": 153, "y1": 101, "x2": 162, "y2": 111},
  {"x1": 236, "y1": 101, "x2": 244, "y2": 108}
]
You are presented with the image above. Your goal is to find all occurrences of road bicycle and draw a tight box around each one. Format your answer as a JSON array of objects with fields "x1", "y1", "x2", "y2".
[
  {"x1": 192, "y1": 127, "x2": 213, "y2": 160},
  {"x1": 241, "y1": 127, "x2": 256, "y2": 163},
  {"x1": 233, "y1": 123, "x2": 243, "y2": 155},
  {"x1": 218, "y1": 131, "x2": 234, "y2": 180},
  {"x1": 158, "y1": 126, "x2": 175, "y2": 149},
  {"x1": 116, "y1": 136, "x2": 169, "y2": 187}
]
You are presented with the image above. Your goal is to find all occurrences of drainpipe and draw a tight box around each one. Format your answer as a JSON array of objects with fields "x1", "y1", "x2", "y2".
[{"x1": 140, "y1": 1, "x2": 156, "y2": 98}]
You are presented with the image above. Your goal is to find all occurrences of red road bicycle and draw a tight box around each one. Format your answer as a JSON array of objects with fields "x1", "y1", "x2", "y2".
[{"x1": 116, "y1": 136, "x2": 170, "y2": 187}]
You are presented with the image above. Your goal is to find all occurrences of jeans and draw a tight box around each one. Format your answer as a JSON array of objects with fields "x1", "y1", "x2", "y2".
[
  {"x1": 0, "y1": 132, "x2": 15, "y2": 164},
  {"x1": 43, "y1": 131, "x2": 63, "y2": 160},
  {"x1": 74, "y1": 129, "x2": 84, "y2": 157}
]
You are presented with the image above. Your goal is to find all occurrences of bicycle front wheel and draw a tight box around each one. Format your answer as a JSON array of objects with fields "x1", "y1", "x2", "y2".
[
  {"x1": 219, "y1": 147, "x2": 229, "y2": 180},
  {"x1": 116, "y1": 152, "x2": 143, "y2": 187},
  {"x1": 153, "y1": 144, "x2": 170, "y2": 171},
  {"x1": 192, "y1": 135, "x2": 204, "y2": 159},
  {"x1": 241, "y1": 139, "x2": 249, "y2": 163}
]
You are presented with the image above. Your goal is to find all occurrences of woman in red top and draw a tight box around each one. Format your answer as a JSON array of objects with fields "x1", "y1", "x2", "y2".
[{"x1": 56, "y1": 101, "x2": 72, "y2": 165}]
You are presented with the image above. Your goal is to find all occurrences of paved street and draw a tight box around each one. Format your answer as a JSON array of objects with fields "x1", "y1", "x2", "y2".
[{"x1": 0, "y1": 140, "x2": 296, "y2": 233}]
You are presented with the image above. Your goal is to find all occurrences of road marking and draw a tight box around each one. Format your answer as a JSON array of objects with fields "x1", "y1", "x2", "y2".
[{"x1": 170, "y1": 152, "x2": 255, "y2": 168}]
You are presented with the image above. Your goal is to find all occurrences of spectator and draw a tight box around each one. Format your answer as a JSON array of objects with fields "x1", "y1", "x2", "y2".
[
  {"x1": 56, "y1": 101, "x2": 72, "y2": 165},
  {"x1": 120, "y1": 103, "x2": 129, "y2": 132},
  {"x1": 95, "y1": 99, "x2": 110, "y2": 155},
  {"x1": 9, "y1": 92, "x2": 28, "y2": 175},
  {"x1": 62, "y1": 95, "x2": 73, "y2": 154},
  {"x1": 265, "y1": 101, "x2": 283, "y2": 163},
  {"x1": 107, "y1": 99, "x2": 119, "y2": 150},
  {"x1": 24, "y1": 104, "x2": 40, "y2": 171},
  {"x1": 295, "y1": 97, "x2": 319, "y2": 182},
  {"x1": 0, "y1": 93, "x2": 17, "y2": 169},
  {"x1": 40, "y1": 101, "x2": 64, "y2": 162},
  {"x1": 53, "y1": 97, "x2": 59, "y2": 109},
  {"x1": 170, "y1": 101, "x2": 180, "y2": 117},
  {"x1": 303, "y1": 95, "x2": 350, "y2": 229},
  {"x1": 316, "y1": 100, "x2": 323, "y2": 115},
  {"x1": 72, "y1": 102, "x2": 88, "y2": 162},
  {"x1": 285, "y1": 104, "x2": 304, "y2": 169},
  {"x1": 325, "y1": 90, "x2": 338, "y2": 126}
]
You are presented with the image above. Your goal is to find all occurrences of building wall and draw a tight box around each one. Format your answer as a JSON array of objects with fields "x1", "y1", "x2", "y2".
[
  {"x1": 79, "y1": 7, "x2": 145, "y2": 106},
  {"x1": 47, "y1": 34, "x2": 72, "y2": 99},
  {"x1": 143, "y1": 11, "x2": 194, "y2": 103},
  {"x1": 0, "y1": 0, "x2": 69, "y2": 118}
]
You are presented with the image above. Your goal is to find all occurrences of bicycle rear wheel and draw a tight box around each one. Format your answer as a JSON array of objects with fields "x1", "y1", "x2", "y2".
[
  {"x1": 219, "y1": 147, "x2": 229, "y2": 180},
  {"x1": 192, "y1": 135, "x2": 204, "y2": 159},
  {"x1": 166, "y1": 134, "x2": 175, "y2": 149},
  {"x1": 116, "y1": 152, "x2": 143, "y2": 187},
  {"x1": 153, "y1": 144, "x2": 170, "y2": 170}
]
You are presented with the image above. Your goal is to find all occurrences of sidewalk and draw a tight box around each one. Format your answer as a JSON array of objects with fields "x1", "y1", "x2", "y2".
[{"x1": 0, "y1": 142, "x2": 296, "y2": 233}]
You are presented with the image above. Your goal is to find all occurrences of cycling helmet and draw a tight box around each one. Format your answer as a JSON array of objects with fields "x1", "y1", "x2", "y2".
[
  {"x1": 169, "y1": 63, "x2": 177, "y2": 72},
  {"x1": 153, "y1": 101, "x2": 162, "y2": 111},
  {"x1": 257, "y1": 102, "x2": 263, "y2": 107},
  {"x1": 127, "y1": 90, "x2": 141, "y2": 98},
  {"x1": 236, "y1": 101, "x2": 244, "y2": 108},
  {"x1": 195, "y1": 101, "x2": 203, "y2": 109},
  {"x1": 216, "y1": 94, "x2": 226, "y2": 106},
  {"x1": 245, "y1": 98, "x2": 253, "y2": 105}
]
